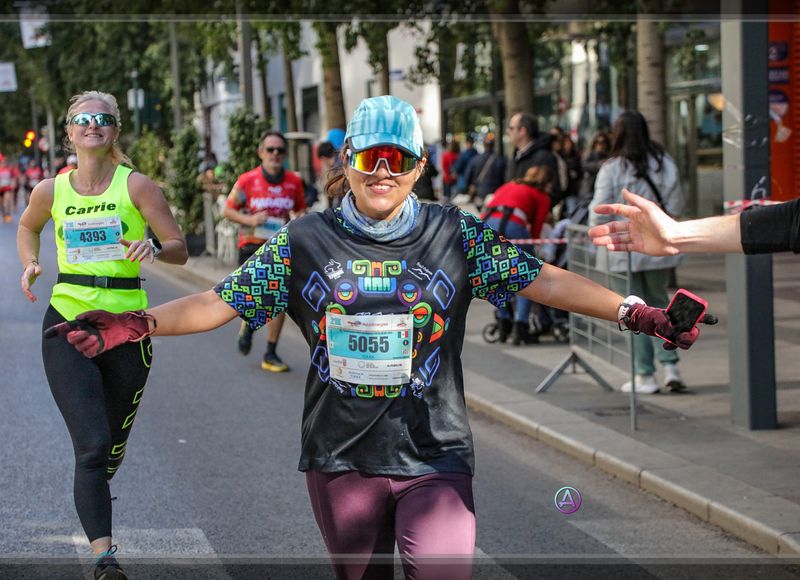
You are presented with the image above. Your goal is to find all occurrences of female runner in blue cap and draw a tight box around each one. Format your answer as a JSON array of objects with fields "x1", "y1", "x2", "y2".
[{"x1": 48, "y1": 95, "x2": 710, "y2": 580}]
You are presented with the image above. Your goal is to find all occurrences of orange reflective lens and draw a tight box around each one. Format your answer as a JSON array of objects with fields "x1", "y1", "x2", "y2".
[{"x1": 348, "y1": 146, "x2": 418, "y2": 176}]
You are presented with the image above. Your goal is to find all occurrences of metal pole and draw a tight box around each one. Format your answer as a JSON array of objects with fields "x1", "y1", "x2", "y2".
[
  {"x1": 46, "y1": 106, "x2": 55, "y2": 175},
  {"x1": 721, "y1": 4, "x2": 776, "y2": 429},
  {"x1": 627, "y1": 253, "x2": 637, "y2": 431},
  {"x1": 169, "y1": 22, "x2": 183, "y2": 130},
  {"x1": 131, "y1": 70, "x2": 141, "y2": 138}
]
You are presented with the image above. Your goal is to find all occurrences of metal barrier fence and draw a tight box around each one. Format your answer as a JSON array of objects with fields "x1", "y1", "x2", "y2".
[
  {"x1": 202, "y1": 192, "x2": 239, "y2": 266},
  {"x1": 535, "y1": 223, "x2": 640, "y2": 428}
]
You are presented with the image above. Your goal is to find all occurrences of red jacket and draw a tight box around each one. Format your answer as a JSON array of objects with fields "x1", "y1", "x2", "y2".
[
  {"x1": 484, "y1": 181, "x2": 551, "y2": 239},
  {"x1": 441, "y1": 151, "x2": 459, "y2": 186}
]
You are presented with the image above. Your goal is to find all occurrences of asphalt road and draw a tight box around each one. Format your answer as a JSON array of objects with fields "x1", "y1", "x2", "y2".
[{"x1": 1, "y1": 212, "x2": 795, "y2": 579}]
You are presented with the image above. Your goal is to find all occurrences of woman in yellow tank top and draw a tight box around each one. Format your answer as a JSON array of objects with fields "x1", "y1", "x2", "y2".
[{"x1": 16, "y1": 90, "x2": 188, "y2": 580}]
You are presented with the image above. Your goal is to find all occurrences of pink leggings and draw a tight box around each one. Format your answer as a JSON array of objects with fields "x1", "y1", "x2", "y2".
[{"x1": 306, "y1": 470, "x2": 476, "y2": 580}]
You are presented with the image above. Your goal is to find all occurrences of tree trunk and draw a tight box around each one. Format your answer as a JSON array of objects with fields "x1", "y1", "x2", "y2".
[
  {"x1": 236, "y1": 1, "x2": 254, "y2": 111},
  {"x1": 636, "y1": 3, "x2": 665, "y2": 144},
  {"x1": 490, "y1": 1, "x2": 534, "y2": 119},
  {"x1": 254, "y1": 32, "x2": 272, "y2": 122},
  {"x1": 282, "y1": 32, "x2": 299, "y2": 169},
  {"x1": 282, "y1": 34, "x2": 298, "y2": 133},
  {"x1": 314, "y1": 22, "x2": 347, "y2": 130},
  {"x1": 377, "y1": 32, "x2": 391, "y2": 96}
]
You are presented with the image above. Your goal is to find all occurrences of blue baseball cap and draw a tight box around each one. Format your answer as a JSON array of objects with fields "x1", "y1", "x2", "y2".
[
  {"x1": 345, "y1": 96, "x2": 424, "y2": 159},
  {"x1": 327, "y1": 128, "x2": 345, "y2": 150}
]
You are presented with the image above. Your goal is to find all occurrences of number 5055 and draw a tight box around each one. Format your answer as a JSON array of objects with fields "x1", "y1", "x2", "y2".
[{"x1": 348, "y1": 335, "x2": 390, "y2": 353}]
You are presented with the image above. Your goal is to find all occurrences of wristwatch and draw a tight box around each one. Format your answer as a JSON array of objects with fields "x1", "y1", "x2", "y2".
[
  {"x1": 617, "y1": 295, "x2": 645, "y2": 329},
  {"x1": 147, "y1": 238, "x2": 163, "y2": 258}
]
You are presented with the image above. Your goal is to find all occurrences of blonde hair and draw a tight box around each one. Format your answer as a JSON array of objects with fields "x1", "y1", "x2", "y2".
[
  {"x1": 518, "y1": 165, "x2": 553, "y2": 192},
  {"x1": 64, "y1": 90, "x2": 133, "y2": 167}
]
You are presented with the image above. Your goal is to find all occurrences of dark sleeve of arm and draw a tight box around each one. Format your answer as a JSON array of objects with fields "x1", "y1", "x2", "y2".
[{"x1": 740, "y1": 198, "x2": 800, "y2": 254}]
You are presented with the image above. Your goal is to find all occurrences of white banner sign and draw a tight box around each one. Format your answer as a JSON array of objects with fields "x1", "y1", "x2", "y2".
[
  {"x1": 0, "y1": 62, "x2": 18, "y2": 93},
  {"x1": 19, "y1": 6, "x2": 51, "y2": 49}
]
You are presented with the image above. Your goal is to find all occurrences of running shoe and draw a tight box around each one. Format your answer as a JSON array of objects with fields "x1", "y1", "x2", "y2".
[
  {"x1": 663, "y1": 363, "x2": 687, "y2": 393},
  {"x1": 3, "y1": 215, "x2": 11, "y2": 223},
  {"x1": 94, "y1": 546, "x2": 127, "y2": 580},
  {"x1": 237, "y1": 324, "x2": 253, "y2": 355},
  {"x1": 262, "y1": 353, "x2": 289, "y2": 372},
  {"x1": 620, "y1": 374, "x2": 660, "y2": 394}
]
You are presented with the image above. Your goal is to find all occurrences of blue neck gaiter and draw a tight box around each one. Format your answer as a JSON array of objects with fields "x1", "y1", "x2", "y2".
[{"x1": 340, "y1": 190, "x2": 420, "y2": 242}]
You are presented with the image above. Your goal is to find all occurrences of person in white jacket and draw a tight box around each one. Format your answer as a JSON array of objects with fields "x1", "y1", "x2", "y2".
[{"x1": 589, "y1": 111, "x2": 686, "y2": 394}]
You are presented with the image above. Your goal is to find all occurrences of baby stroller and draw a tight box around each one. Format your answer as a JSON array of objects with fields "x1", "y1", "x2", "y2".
[{"x1": 482, "y1": 295, "x2": 570, "y2": 344}]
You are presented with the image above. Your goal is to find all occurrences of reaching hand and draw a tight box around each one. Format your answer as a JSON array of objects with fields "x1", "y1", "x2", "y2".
[
  {"x1": 588, "y1": 189, "x2": 680, "y2": 256},
  {"x1": 620, "y1": 302, "x2": 717, "y2": 351},
  {"x1": 44, "y1": 309, "x2": 156, "y2": 358},
  {"x1": 121, "y1": 238, "x2": 156, "y2": 263},
  {"x1": 21, "y1": 260, "x2": 43, "y2": 303}
]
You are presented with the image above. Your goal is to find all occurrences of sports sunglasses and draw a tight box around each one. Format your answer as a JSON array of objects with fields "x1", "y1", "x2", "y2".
[
  {"x1": 348, "y1": 146, "x2": 419, "y2": 177},
  {"x1": 69, "y1": 113, "x2": 119, "y2": 127}
]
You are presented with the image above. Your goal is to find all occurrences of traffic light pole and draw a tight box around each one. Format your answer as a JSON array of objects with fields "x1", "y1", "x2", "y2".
[
  {"x1": 30, "y1": 94, "x2": 40, "y2": 165},
  {"x1": 721, "y1": 5, "x2": 777, "y2": 429}
]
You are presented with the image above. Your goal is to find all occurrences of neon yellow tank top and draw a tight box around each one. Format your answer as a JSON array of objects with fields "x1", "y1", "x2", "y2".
[{"x1": 50, "y1": 165, "x2": 148, "y2": 319}]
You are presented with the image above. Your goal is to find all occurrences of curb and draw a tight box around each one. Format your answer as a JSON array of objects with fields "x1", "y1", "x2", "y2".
[{"x1": 464, "y1": 389, "x2": 800, "y2": 556}]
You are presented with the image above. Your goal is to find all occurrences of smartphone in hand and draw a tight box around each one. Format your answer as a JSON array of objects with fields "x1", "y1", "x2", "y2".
[{"x1": 655, "y1": 289, "x2": 708, "y2": 346}]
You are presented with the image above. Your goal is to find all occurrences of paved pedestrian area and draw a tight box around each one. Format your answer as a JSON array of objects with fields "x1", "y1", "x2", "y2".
[{"x1": 147, "y1": 237, "x2": 800, "y2": 559}]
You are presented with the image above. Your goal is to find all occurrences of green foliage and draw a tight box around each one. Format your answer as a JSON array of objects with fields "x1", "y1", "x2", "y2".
[
  {"x1": 166, "y1": 124, "x2": 202, "y2": 234},
  {"x1": 128, "y1": 131, "x2": 167, "y2": 184},
  {"x1": 225, "y1": 108, "x2": 268, "y2": 190},
  {"x1": 673, "y1": 28, "x2": 710, "y2": 80}
]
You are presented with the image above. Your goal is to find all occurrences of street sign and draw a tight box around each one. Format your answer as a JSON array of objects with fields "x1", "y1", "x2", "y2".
[
  {"x1": 0, "y1": 62, "x2": 18, "y2": 92},
  {"x1": 19, "y1": 6, "x2": 50, "y2": 49},
  {"x1": 127, "y1": 88, "x2": 144, "y2": 110}
]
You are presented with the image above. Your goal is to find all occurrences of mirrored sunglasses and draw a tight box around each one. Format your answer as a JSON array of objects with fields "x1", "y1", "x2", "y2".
[
  {"x1": 69, "y1": 113, "x2": 118, "y2": 127},
  {"x1": 348, "y1": 146, "x2": 418, "y2": 177}
]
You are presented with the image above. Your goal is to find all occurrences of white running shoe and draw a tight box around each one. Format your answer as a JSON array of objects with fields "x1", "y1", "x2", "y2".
[
  {"x1": 662, "y1": 363, "x2": 687, "y2": 392},
  {"x1": 620, "y1": 374, "x2": 660, "y2": 394}
]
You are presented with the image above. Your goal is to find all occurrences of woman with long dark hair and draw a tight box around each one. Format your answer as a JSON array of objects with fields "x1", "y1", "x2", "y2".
[{"x1": 589, "y1": 110, "x2": 686, "y2": 394}]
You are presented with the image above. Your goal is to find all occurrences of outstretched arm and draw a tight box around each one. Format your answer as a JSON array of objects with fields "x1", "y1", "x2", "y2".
[
  {"x1": 147, "y1": 290, "x2": 239, "y2": 336},
  {"x1": 518, "y1": 263, "x2": 715, "y2": 350},
  {"x1": 46, "y1": 290, "x2": 241, "y2": 357},
  {"x1": 518, "y1": 263, "x2": 621, "y2": 322},
  {"x1": 588, "y1": 189, "x2": 743, "y2": 255}
]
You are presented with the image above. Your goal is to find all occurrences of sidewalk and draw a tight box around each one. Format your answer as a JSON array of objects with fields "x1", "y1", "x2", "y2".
[{"x1": 147, "y1": 241, "x2": 800, "y2": 558}]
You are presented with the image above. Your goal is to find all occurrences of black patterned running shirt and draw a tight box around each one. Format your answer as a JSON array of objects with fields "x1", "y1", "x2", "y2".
[{"x1": 214, "y1": 203, "x2": 542, "y2": 476}]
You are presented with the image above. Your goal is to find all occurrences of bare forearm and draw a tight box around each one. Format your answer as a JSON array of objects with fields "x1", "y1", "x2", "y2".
[
  {"x1": 17, "y1": 225, "x2": 41, "y2": 266},
  {"x1": 147, "y1": 290, "x2": 239, "y2": 336},
  {"x1": 672, "y1": 214, "x2": 743, "y2": 254},
  {"x1": 157, "y1": 237, "x2": 189, "y2": 264},
  {"x1": 518, "y1": 264, "x2": 622, "y2": 322}
]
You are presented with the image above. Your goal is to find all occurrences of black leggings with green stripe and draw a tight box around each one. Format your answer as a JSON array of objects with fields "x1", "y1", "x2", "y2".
[{"x1": 42, "y1": 305, "x2": 152, "y2": 542}]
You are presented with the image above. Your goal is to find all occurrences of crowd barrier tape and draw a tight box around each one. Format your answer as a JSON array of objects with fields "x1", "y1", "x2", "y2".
[
  {"x1": 507, "y1": 238, "x2": 568, "y2": 245},
  {"x1": 723, "y1": 199, "x2": 782, "y2": 214}
]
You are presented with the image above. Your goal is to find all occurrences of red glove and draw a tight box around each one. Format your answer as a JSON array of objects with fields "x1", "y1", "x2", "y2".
[
  {"x1": 44, "y1": 310, "x2": 156, "y2": 358},
  {"x1": 619, "y1": 301, "x2": 700, "y2": 351}
]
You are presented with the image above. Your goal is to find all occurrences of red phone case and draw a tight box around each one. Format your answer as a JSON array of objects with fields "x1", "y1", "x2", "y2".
[{"x1": 654, "y1": 289, "x2": 708, "y2": 345}]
